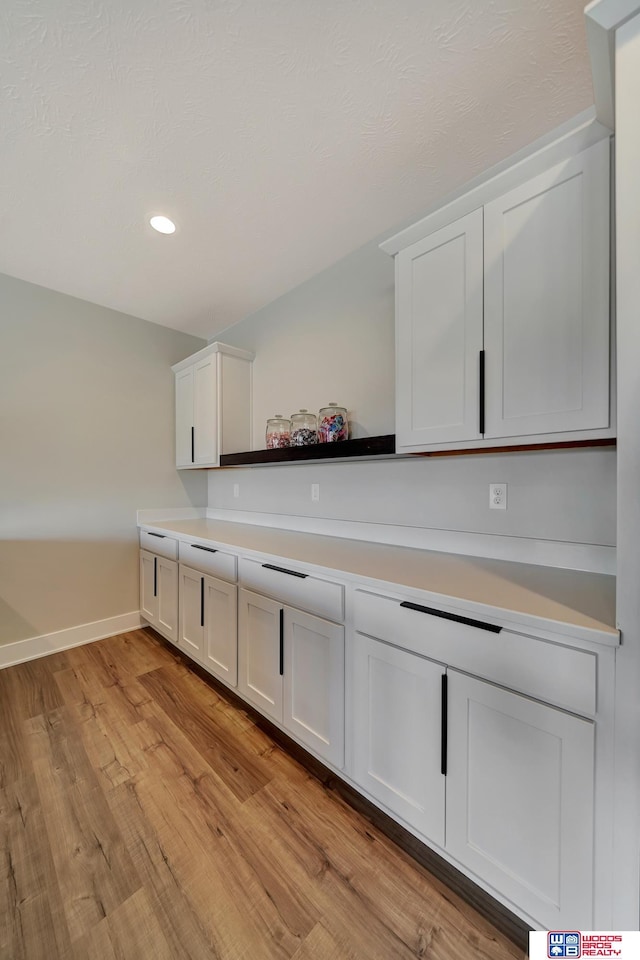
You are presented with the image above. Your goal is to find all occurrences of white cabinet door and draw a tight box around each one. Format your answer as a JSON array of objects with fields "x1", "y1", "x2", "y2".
[
  {"x1": 203, "y1": 575, "x2": 238, "y2": 687},
  {"x1": 156, "y1": 556, "x2": 178, "y2": 645},
  {"x1": 484, "y1": 139, "x2": 610, "y2": 438},
  {"x1": 396, "y1": 209, "x2": 484, "y2": 450},
  {"x1": 179, "y1": 564, "x2": 205, "y2": 661},
  {"x1": 193, "y1": 354, "x2": 218, "y2": 466},
  {"x1": 175, "y1": 367, "x2": 194, "y2": 467},
  {"x1": 352, "y1": 633, "x2": 446, "y2": 847},
  {"x1": 446, "y1": 670, "x2": 594, "y2": 930},
  {"x1": 140, "y1": 550, "x2": 158, "y2": 625},
  {"x1": 283, "y1": 608, "x2": 344, "y2": 768},
  {"x1": 238, "y1": 588, "x2": 283, "y2": 722}
]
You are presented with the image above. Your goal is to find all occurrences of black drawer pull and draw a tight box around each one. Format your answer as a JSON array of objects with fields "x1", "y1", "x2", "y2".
[
  {"x1": 262, "y1": 563, "x2": 308, "y2": 579},
  {"x1": 399, "y1": 600, "x2": 501, "y2": 634},
  {"x1": 191, "y1": 426, "x2": 195, "y2": 463},
  {"x1": 200, "y1": 577, "x2": 205, "y2": 627},
  {"x1": 147, "y1": 532, "x2": 166, "y2": 538},
  {"x1": 279, "y1": 609, "x2": 284, "y2": 676},
  {"x1": 441, "y1": 674, "x2": 448, "y2": 776},
  {"x1": 153, "y1": 556, "x2": 157, "y2": 597},
  {"x1": 191, "y1": 544, "x2": 218, "y2": 553},
  {"x1": 479, "y1": 349, "x2": 485, "y2": 435}
]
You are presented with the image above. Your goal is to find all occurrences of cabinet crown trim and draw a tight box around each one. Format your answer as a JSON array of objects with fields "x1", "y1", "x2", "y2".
[
  {"x1": 380, "y1": 109, "x2": 610, "y2": 256},
  {"x1": 171, "y1": 340, "x2": 254, "y2": 373}
]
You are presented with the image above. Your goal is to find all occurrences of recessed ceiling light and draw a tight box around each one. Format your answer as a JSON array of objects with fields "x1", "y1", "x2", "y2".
[{"x1": 150, "y1": 215, "x2": 176, "y2": 234}]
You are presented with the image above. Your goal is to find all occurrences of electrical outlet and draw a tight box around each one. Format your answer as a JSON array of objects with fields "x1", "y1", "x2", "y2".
[
  {"x1": 489, "y1": 483, "x2": 507, "y2": 510},
  {"x1": 311, "y1": 483, "x2": 320, "y2": 502},
  {"x1": 233, "y1": 483, "x2": 240, "y2": 499}
]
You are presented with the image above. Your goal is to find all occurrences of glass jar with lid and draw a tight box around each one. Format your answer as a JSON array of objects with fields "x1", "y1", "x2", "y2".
[
  {"x1": 265, "y1": 415, "x2": 291, "y2": 449},
  {"x1": 318, "y1": 403, "x2": 348, "y2": 442},
  {"x1": 290, "y1": 409, "x2": 318, "y2": 446}
]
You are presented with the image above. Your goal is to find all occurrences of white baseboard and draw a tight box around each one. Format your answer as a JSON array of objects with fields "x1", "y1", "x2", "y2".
[
  {"x1": 0, "y1": 611, "x2": 143, "y2": 670},
  {"x1": 205, "y1": 507, "x2": 616, "y2": 575}
]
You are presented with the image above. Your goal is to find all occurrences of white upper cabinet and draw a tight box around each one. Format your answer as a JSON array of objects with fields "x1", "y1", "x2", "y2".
[
  {"x1": 484, "y1": 141, "x2": 610, "y2": 439},
  {"x1": 396, "y1": 209, "x2": 484, "y2": 448},
  {"x1": 172, "y1": 342, "x2": 253, "y2": 469},
  {"x1": 387, "y1": 134, "x2": 612, "y2": 453}
]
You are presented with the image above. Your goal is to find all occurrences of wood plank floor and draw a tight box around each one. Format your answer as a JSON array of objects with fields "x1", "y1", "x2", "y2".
[{"x1": 0, "y1": 629, "x2": 528, "y2": 960}]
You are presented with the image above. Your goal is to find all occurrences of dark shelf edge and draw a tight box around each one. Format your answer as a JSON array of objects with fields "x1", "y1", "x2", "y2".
[
  {"x1": 217, "y1": 435, "x2": 615, "y2": 469},
  {"x1": 220, "y1": 434, "x2": 396, "y2": 467}
]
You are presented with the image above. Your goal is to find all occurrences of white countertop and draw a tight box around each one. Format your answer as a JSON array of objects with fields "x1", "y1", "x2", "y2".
[{"x1": 140, "y1": 517, "x2": 618, "y2": 646}]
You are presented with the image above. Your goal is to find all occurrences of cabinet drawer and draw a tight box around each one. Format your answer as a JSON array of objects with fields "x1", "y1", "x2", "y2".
[
  {"x1": 139, "y1": 530, "x2": 178, "y2": 561},
  {"x1": 239, "y1": 557, "x2": 344, "y2": 622},
  {"x1": 179, "y1": 541, "x2": 237, "y2": 582},
  {"x1": 354, "y1": 590, "x2": 596, "y2": 716}
]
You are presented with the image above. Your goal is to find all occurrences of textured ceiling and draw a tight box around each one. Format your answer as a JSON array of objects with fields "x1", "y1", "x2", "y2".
[{"x1": 0, "y1": 0, "x2": 593, "y2": 338}]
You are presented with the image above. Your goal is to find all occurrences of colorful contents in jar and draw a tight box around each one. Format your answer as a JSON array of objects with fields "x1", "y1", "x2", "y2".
[
  {"x1": 290, "y1": 427, "x2": 317, "y2": 446},
  {"x1": 318, "y1": 412, "x2": 348, "y2": 442},
  {"x1": 266, "y1": 430, "x2": 290, "y2": 449}
]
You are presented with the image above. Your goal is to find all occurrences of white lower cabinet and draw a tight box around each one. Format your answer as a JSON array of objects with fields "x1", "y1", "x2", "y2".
[
  {"x1": 445, "y1": 670, "x2": 594, "y2": 930},
  {"x1": 352, "y1": 633, "x2": 446, "y2": 847},
  {"x1": 178, "y1": 564, "x2": 238, "y2": 685},
  {"x1": 139, "y1": 549, "x2": 178, "y2": 644},
  {"x1": 238, "y1": 589, "x2": 283, "y2": 721},
  {"x1": 283, "y1": 605, "x2": 344, "y2": 768},
  {"x1": 238, "y1": 587, "x2": 345, "y2": 767},
  {"x1": 350, "y1": 621, "x2": 596, "y2": 929}
]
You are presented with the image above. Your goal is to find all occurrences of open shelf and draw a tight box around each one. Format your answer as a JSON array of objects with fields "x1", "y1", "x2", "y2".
[
  {"x1": 217, "y1": 436, "x2": 615, "y2": 468},
  {"x1": 219, "y1": 434, "x2": 396, "y2": 467}
]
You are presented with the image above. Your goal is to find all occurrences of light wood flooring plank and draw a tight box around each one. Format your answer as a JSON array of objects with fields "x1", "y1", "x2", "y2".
[
  {"x1": 116, "y1": 706, "x2": 317, "y2": 958},
  {"x1": 25, "y1": 708, "x2": 141, "y2": 943},
  {"x1": 0, "y1": 776, "x2": 72, "y2": 960},
  {"x1": 139, "y1": 666, "x2": 272, "y2": 802},
  {"x1": 107, "y1": 778, "x2": 222, "y2": 959},
  {"x1": 0, "y1": 655, "x2": 66, "y2": 721},
  {"x1": 61, "y1": 888, "x2": 175, "y2": 960}
]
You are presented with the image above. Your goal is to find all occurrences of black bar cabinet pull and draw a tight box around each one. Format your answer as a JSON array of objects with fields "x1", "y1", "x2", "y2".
[
  {"x1": 479, "y1": 350, "x2": 485, "y2": 435},
  {"x1": 153, "y1": 556, "x2": 157, "y2": 597},
  {"x1": 191, "y1": 426, "x2": 195, "y2": 463},
  {"x1": 279, "y1": 609, "x2": 284, "y2": 676},
  {"x1": 200, "y1": 577, "x2": 205, "y2": 628},
  {"x1": 191, "y1": 544, "x2": 218, "y2": 553},
  {"x1": 399, "y1": 600, "x2": 501, "y2": 634},
  {"x1": 148, "y1": 532, "x2": 166, "y2": 538},
  {"x1": 441, "y1": 674, "x2": 448, "y2": 776},
  {"x1": 262, "y1": 563, "x2": 308, "y2": 579}
]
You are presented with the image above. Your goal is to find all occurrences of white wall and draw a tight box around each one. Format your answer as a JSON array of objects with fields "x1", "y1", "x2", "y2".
[
  {"x1": 209, "y1": 449, "x2": 615, "y2": 547},
  {"x1": 0, "y1": 273, "x2": 207, "y2": 646},
  {"x1": 212, "y1": 233, "x2": 616, "y2": 558},
  {"x1": 216, "y1": 238, "x2": 396, "y2": 441}
]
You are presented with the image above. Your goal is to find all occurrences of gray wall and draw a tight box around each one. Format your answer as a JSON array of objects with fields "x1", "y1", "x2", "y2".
[
  {"x1": 212, "y1": 240, "x2": 616, "y2": 549},
  {"x1": 0, "y1": 273, "x2": 207, "y2": 645},
  {"x1": 216, "y1": 238, "x2": 396, "y2": 441}
]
